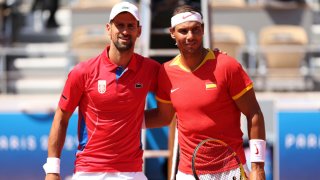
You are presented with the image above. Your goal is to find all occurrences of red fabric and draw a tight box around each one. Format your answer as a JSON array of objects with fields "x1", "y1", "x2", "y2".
[
  {"x1": 59, "y1": 46, "x2": 160, "y2": 172},
  {"x1": 156, "y1": 49, "x2": 252, "y2": 174}
]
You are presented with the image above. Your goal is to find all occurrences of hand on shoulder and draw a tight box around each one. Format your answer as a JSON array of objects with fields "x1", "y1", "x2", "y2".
[{"x1": 213, "y1": 48, "x2": 227, "y2": 55}]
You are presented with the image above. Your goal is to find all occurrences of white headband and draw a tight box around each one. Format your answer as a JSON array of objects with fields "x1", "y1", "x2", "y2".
[{"x1": 171, "y1": 11, "x2": 203, "y2": 28}]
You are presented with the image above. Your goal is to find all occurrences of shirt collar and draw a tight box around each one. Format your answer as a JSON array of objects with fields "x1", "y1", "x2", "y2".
[
  {"x1": 169, "y1": 48, "x2": 216, "y2": 72},
  {"x1": 102, "y1": 46, "x2": 139, "y2": 72}
]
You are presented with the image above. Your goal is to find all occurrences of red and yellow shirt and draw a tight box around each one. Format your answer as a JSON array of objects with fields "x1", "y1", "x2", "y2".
[{"x1": 156, "y1": 49, "x2": 253, "y2": 174}]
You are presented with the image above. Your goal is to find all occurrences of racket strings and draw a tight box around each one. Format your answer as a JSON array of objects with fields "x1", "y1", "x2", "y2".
[
  {"x1": 194, "y1": 141, "x2": 240, "y2": 175},
  {"x1": 197, "y1": 148, "x2": 233, "y2": 168}
]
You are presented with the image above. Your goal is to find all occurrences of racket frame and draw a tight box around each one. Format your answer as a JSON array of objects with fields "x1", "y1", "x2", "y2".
[{"x1": 191, "y1": 138, "x2": 247, "y2": 180}]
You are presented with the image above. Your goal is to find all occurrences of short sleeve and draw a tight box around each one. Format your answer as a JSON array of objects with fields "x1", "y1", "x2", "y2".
[
  {"x1": 58, "y1": 64, "x2": 86, "y2": 112},
  {"x1": 147, "y1": 59, "x2": 161, "y2": 93},
  {"x1": 227, "y1": 58, "x2": 253, "y2": 100},
  {"x1": 155, "y1": 64, "x2": 172, "y2": 103}
]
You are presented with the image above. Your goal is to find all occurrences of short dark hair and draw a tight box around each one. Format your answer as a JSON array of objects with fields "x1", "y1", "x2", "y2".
[{"x1": 172, "y1": 5, "x2": 203, "y2": 18}]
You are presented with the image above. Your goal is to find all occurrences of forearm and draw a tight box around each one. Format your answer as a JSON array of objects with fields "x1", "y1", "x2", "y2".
[
  {"x1": 145, "y1": 108, "x2": 174, "y2": 128},
  {"x1": 47, "y1": 108, "x2": 70, "y2": 158},
  {"x1": 235, "y1": 89, "x2": 266, "y2": 179},
  {"x1": 44, "y1": 108, "x2": 70, "y2": 177},
  {"x1": 47, "y1": 120, "x2": 68, "y2": 157},
  {"x1": 250, "y1": 162, "x2": 265, "y2": 180},
  {"x1": 247, "y1": 110, "x2": 265, "y2": 140},
  {"x1": 247, "y1": 111, "x2": 266, "y2": 180}
]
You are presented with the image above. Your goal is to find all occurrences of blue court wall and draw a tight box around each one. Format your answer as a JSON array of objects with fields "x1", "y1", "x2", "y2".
[
  {"x1": 0, "y1": 112, "x2": 77, "y2": 180},
  {"x1": 277, "y1": 111, "x2": 320, "y2": 180},
  {"x1": 0, "y1": 112, "x2": 169, "y2": 180},
  {"x1": 0, "y1": 93, "x2": 169, "y2": 180}
]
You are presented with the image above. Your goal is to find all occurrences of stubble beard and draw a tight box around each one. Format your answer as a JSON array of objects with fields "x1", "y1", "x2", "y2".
[
  {"x1": 113, "y1": 38, "x2": 133, "y2": 52},
  {"x1": 183, "y1": 43, "x2": 202, "y2": 55}
]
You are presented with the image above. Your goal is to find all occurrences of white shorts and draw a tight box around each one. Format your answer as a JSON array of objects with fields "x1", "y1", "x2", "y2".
[
  {"x1": 176, "y1": 164, "x2": 250, "y2": 180},
  {"x1": 71, "y1": 172, "x2": 147, "y2": 180}
]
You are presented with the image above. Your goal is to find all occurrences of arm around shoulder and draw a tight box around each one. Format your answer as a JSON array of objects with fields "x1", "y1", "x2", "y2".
[{"x1": 145, "y1": 101, "x2": 175, "y2": 128}]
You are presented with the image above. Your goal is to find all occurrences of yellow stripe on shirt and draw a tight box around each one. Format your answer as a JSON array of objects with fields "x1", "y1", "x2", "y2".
[
  {"x1": 232, "y1": 83, "x2": 254, "y2": 100},
  {"x1": 156, "y1": 96, "x2": 172, "y2": 104},
  {"x1": 206, "y1": 83, "x2": 217, "y2": 89}
]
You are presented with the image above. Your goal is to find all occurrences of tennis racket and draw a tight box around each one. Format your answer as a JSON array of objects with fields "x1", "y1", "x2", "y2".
[
  {"x1": 170, "y1": 125, "x2": 179, "y2": 180},
  {"x1": 192, "y1": 138, "x2": 247, "y2": 180}
]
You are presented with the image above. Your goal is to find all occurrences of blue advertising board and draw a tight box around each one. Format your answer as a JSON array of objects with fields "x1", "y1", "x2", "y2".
[
  {"x1": 277, "y1": 111, "x2": 320, "y2": 180},
  {"x1": 0, "y1": 102, "x2": 169, "y2": 180},
  {"x1": 0, "y1": 93, "x2": 168, "y2": 180},
  {"x1": 0, "y1": 112, "x2": 78, "y2": 180}
]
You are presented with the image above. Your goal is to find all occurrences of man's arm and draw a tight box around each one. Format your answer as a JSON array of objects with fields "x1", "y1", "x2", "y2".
[
  {"x1": 145, "y1": 101, "x2": 176, "y2": 128},
  {"x1": 235, "y1": 88, "x2": 266, "y2": 180},
  {"x1": 45, "y1": 107, "x2": 73, "y2": 180}
]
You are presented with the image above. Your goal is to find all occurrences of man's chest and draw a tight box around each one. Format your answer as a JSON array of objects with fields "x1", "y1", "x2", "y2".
[
  {"x1": 84, "y1": 71, "x2": 150, "y2": 108},
  {"x1": 168, "y1": 70, "x2": 229, "y2": 110}
]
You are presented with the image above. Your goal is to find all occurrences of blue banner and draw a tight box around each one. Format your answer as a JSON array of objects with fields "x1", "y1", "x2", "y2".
[
  {"x1": 0, "y1": 93, "x2": 169, "y2": 180},
  {"x1": 278, "y1": 111, "x2": 320, "y2": 180},
  {"x1": 0, "y1": 112, "x2": 78, "y2": 180}
]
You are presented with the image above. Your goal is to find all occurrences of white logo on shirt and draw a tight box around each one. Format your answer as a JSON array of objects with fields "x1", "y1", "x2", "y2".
[
  {"x1": 170, "y1": 88, "x2": 180, "y2": 93},
  {"x1": 98, "y1": 80, "x2": 106, "y2": 94}
]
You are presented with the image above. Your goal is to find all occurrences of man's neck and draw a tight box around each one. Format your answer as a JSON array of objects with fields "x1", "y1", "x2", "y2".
[
  {"x1": 180, "y1": 48, "x2": 207, "y2": 71},
  {"x1": 108, "y1": 46, "x2": 134, "y2": 68}
]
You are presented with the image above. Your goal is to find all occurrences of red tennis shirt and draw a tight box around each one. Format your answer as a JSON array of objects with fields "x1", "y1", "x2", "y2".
[
  {"x1": 156, "y1": 49, "x2": 253, "y2": 174},
  {"x1": 59, "y1": 46, "x2": 160, "y2": 172}
]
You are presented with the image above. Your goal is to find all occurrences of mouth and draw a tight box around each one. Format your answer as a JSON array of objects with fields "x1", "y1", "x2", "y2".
[
  {"x1": 185, "y1": 42, "x2": 197, "y2": 48},
  {"x1": 119, "y1": 35, "x2": 131, "y2": 42},
  {"x1": 185, "y1": 40, "x2": 197, "y2": 45}
]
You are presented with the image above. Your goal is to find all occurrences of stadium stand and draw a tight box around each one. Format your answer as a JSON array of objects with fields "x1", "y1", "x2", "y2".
[
  {"x1": 70, "y1": 24, "x2": 109, "y2": 62},
  {"x1": 209, "y1": 0, "x2": 246, "y2": 8},
  {"x1": 1, "y1": 42, "x2": 69, "y2": 94},
  {"x1": 1, "y1": 1, "x2": 320, "y2": 180},
  {"x1": 0, "y1": 0, "x2": 4, "y2": 42},
  {"x1": 211, "y1": 24, "x2": 246, "y2": 60},
  {"x1": 257, "y1": 25, "x2": 313, "y2": 91},
  {"x1": 7, "y1": 56, "x2": 68, "y2": 94},
  {"x1": 73, "y1": 0, "x2": 122, "y2": 9}
]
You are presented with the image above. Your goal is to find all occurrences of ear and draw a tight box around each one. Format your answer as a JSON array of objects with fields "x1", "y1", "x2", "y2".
[
  {"x1": 106, "y1": 23, "x2": 111, "y2": 35},
  {"x1": 137, "y1": 25, "x2": 142, "y2": 38},
  {"x1": 169, "y1": 27, "x2": 175, "y2": 39}
]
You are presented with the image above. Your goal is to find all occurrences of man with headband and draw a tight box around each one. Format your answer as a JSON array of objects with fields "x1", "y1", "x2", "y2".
[
  {"x1": 145, "y1": 5, "x2": 266, "y2": 180},
  {"x1": 43, "y1": 2, "x2": 160, "y2": 180}
]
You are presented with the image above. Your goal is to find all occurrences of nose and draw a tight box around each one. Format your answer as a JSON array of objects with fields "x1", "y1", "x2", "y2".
[
  {"x1": 186, "y1": 30, "x2": 195, "y2": 41},
  {"x1": 121, "y1": 25, "x2": 134, "y2": 35},
  {"x1": 121, "y1": 27, "x2": 130, "y2": 35}
]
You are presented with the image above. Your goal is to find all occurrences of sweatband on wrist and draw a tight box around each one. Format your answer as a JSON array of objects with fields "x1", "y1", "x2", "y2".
[
  {"x1": 249, "y1": 139, "x2": 266, "y2": 162},
  {"x1": 171, "y1": 11, "x2": 203, "y2": 28},
  {"x1": 43, "y1": 157, "x2": 60, "y2": 174}
]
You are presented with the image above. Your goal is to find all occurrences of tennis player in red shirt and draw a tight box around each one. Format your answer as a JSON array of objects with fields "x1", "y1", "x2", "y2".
[
  {"x1": 43, "y1": 2, "x2": 160, "y2": 180},
  {"x1": 145, "y1": 5, "x2": 266, "y2": 180}
]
